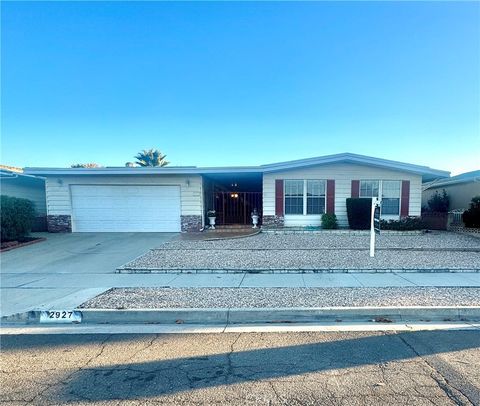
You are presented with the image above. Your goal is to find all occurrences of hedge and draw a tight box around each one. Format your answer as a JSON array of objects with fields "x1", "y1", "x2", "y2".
[
  {"x1": 380, "y1": 217, "x2": 426, "y2": 231},
  {"x1": 1, "y1": 195, "x2": 36, "y2": 241},
  {"x1": 346, "y1": 198, "x2": 371, "y2": 230},
  {"x1": 463, "y1": 196, "x2": 480, "y2": 228}
]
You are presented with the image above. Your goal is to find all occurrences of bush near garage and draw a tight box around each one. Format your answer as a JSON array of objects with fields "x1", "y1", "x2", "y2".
[
  {"x1": 380, "y1": 217, "x2": 426, "y2": 231},
  {"x1": 346, "y1": 198, "x2": 371, "y2": 230},
  {"x1": 463, "y1": 196, "x2": 480, "y2": 228},
  {"x1": 1, "y1": 195, "x2": 35, "y2": 242},
  {"x1": 321, "y1": 213, "x2": 338, "y2": 229}
]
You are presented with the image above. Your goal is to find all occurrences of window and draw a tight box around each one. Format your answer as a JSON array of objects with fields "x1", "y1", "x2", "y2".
[
  {"x1": 306, "y1": 180, "x2": 326, "y2": 214},
  {"x1": 359, "y1": 180, "x2": 379, "y2": 198},
  {"x1": 284, "y1": 180, "x2": 304, "y2": 215},
  {"x1": 381, "y1": 181, "x2": 401, "y2": 215},
  {"x1": 284, "y1": 179, "x2": 326, "y2": 215},
  {"x1": 359, "y1": 180, "x2": 401, "y2": 216}
]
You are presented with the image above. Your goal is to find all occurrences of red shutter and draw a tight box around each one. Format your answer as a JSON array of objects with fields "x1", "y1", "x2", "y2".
[
  {"x1": 275, "y1": 179, "x2": 284, "y2": 216},
  {"x1": 400, "y1": 180, "x2": 410, "y2": 217},
  {"x1": 351, "y1": 180, "x2": 360, "y2": 198},
  {"x1": 326, "y1": 180, "x2": 335, "y2": 214}
]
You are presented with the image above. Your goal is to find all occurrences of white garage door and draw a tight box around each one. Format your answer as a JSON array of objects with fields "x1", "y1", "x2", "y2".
[{"x1": 71, "y1": 185, "x2": 181, "y2": 232}]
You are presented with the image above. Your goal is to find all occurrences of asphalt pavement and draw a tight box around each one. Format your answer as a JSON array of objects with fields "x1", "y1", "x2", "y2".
[{"x1": 1, "y1": 330, "x2": 479, "y2": 405}]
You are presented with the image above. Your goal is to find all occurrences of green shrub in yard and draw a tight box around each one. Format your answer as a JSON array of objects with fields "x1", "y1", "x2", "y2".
[
  {"x1": 463, "y1": 196, "x2": 480, "y2": 228},
  {"x1": 321, "y1": 213, "x2": 338, "y2": 229},
  {"x1": 425, "y1": 189, "x2": 449, "y2": 213},
  {"x1": 379, "y1": 217, "x2": 426, "y2": 231},
  {"x1": 1, "y1": 195, "x2": 35, "y2": 241},
  {"x1": 346, "y1": 198, "x2": 371, "y2": 230}
]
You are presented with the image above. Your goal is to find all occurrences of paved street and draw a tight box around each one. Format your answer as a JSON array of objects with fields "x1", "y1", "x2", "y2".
[{"x1": 1, "y1": 330, "x2": 479, "y2": 405}]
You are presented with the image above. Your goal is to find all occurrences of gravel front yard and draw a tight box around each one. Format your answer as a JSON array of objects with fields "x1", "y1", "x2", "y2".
[
  {"x1": 164, "y1": 232, "x2": 480, "y2": 250},
  {"x1": 80, "y1": 287, "x2": 480, "y2": 309},
  {"x1": 123, "y1": 249, "x2": 480, "y2": 270},
  {"x1": 120, "y1": 232, "x2": 480, "y2": 271}
]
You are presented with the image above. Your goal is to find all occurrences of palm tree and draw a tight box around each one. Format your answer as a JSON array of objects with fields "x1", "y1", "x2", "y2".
[{"x1": 134, "y1": 149, "x2": 170, "y2": 167}]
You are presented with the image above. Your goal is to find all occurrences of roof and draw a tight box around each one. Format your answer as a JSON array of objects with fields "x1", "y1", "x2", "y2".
[
  {"x1": 24, "y1": 153, "x2": 450, "y2": 182},
  {"x1": 0, "y1": 167, "x2": 45, "y2": 186},
  {"x1": 423, "y1": 170, "x2": 480, "y2": 189},
  {"x1": 0, "y1": 164, "x2": 23, "y2": 173}
]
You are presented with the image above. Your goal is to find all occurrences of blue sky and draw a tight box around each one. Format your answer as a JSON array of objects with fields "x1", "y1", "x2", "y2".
[{"x1": 2, "y1": 1, "x2": 479, "y2": 174}]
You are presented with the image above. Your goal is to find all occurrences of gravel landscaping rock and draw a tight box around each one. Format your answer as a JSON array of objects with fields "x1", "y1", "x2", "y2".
[
  {"x1": 163, "y1": 232, "x2": 480, "y2": 250},
  {"x1": 80, "y1": 287, "x2": 480, "y2": 309},
  {"x1": 122, "y1": 249, "x2": 480, "y2": 270},
  {"x1": 120, "y1": 232, "x2": 480, "y2": 271}
]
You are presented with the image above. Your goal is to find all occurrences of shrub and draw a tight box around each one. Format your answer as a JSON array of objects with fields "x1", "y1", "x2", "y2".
[
  {"x1": 1, "y1": 195, "x2": 36, "y2": 241},
  {"x1": 346, "y1": 198, "x2": 371, "y2": 229},
  {"x1": 462, "y1": 196, "x2": 480, "y2": 228},
  {"x1": 425, "y1": 189, "x2": 449, "y2": 213},
  {"x1": 379, "y1": 217, "x2": 426, "y2": 231},
  {"x1": 321, "y1": 213, "x2": 338, "y2": 229}
]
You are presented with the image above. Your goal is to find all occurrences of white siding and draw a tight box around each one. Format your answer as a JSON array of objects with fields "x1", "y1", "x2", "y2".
[
  {"x1": 0, "y1": 180, "x2": 46, "y2": 215},
  {"x1": 263, "y1": 163, "x2": 422, "y2": 227},
  {"x1": 45, "y1": 175, "x2": 203, "y2": 217}
]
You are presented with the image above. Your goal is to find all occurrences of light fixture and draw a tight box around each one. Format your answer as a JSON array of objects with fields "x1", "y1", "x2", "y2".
[{"x1": 230, "y1": 193, "x2": 238, "y2": 198}]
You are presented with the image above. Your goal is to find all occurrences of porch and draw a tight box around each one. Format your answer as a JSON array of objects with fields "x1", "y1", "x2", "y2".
[{"x1": 203, "y1": 172, "x2": 263, "y2": 227}]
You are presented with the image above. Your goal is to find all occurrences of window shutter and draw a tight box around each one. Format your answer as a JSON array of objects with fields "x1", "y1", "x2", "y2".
[
  {"x1": 351, "y1": 180, "x2": 360, "y2": 198},
  {"x1": 326, "y1": 180, "x2": 335, "y2": 214},
  {"x1": 400, "y1": 180, "x2": 410, "y2": 217},
  {"x1": 275, "y1": 179, "x2": 284, "y2": 216}
]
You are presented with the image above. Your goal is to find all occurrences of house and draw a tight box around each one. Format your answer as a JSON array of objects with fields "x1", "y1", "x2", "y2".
[
  {"x1": 423, "y1": 170, "x2": 480, "y2": 211},
  {"x1": 0, "y1": 165, "x2": 47, "y2": 231},
  {"x1": 24, "y1": 153, "x2": 449, "y2": 233}
]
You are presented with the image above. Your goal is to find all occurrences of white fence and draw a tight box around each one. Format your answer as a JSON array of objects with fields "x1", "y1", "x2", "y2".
[{"x1": 448, "y1": 210, "x2": 465, "y2": 226}]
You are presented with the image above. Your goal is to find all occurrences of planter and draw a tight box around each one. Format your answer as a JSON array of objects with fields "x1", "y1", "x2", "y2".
[
  {"x1": 208, "y1": 216, "x2": 216, "y2": 229},
  {"x1": 251, "y1": 214, "x2": 259, "y2": 229}
]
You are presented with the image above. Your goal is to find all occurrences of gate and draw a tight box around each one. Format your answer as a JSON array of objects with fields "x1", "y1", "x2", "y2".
[{"x1": 213, "y1": 192, "x2": 262, "y2": 225}]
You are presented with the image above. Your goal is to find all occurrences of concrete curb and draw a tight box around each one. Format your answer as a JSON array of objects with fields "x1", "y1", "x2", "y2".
[
  {"x1": 6, "y1": 306, "x2": 480, "y2": 325},
  {"x1": 116, "y1": 268, "x2": 480, "y2": 274}
]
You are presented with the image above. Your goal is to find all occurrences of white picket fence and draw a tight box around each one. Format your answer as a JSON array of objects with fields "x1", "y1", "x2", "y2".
[{"x1": 448, "y1": 210, "x2": 465, "y2": 226}]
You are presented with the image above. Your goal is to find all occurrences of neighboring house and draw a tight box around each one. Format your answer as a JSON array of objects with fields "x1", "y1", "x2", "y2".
[
  {"x1": 422, "y1": 170, "x2": 480, "y2": 211},
  {"x1": 0, "y1": 166, "x2": 47, "y2": 231},
  {"x1": 25, "y1": 153, "x2": 449, "y2": 233}
]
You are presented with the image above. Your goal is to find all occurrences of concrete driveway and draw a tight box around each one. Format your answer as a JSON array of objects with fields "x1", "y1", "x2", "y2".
[{"x1": 1, "y1": 232, "x2": 176, "y2": 316}]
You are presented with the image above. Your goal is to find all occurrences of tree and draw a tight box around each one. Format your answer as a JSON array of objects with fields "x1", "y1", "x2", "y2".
[
  {"x1": 71, "y1": 163, "x2": 102, "y2": 168},
  {"x1": 134, "y1": 149, "x2": 169, "y2": 167},
  {"x1": 463, "y1": 196, "x2": 480, "y2": 228},
  {"x1": 426, "y1": 189, "x2": 449, "y2": 212}
]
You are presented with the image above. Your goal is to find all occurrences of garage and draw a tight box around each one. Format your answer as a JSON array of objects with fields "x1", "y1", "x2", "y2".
[{"x1": 70, "y1": 185, "x2": 181, "y2": 232}]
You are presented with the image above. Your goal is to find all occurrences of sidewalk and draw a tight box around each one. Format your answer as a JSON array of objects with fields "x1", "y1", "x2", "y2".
[{"x1": 1, "y1": 271, "x2": 479, "y2": 317}]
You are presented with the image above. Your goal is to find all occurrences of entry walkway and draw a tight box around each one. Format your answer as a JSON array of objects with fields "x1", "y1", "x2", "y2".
[{"x1": 1, "y1": 271, "x2": 479, "y2": 317}]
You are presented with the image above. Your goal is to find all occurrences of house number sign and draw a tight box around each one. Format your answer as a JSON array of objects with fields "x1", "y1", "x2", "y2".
[{"x1": 40, "y1": 310, "x2": 82, "y2": 323}]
